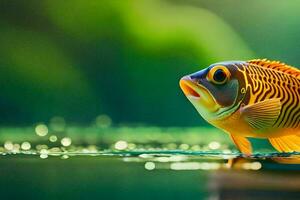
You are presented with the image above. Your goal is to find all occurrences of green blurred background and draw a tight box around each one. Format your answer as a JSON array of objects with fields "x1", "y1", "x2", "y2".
[
  {"x1": 2, "y1": 1, "x2": 300, "y2": 199},
  {"x1": 1, "y1": 0, "x2": 299, "y2": 127}
]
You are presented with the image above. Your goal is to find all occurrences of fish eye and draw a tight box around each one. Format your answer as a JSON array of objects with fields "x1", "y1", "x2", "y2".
[
  {"x1": 207, "y1": 65, "x2": 230, "y2": 85},
  {"x1": 213, "y1": 69, "x2": 227, "y2": 83}
]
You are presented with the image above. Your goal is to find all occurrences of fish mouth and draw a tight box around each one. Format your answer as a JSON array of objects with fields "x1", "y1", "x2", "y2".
[
  {"x1": 180, "y1": 75, "x2": 221, "y2": 115},
  {"x1": 179, "y1": 77, "x2": 201, "y2": 99}
]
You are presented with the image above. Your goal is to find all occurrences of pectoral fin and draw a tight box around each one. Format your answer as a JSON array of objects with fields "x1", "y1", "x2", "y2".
[
  {"x1": 241, "y1": 98, "x2": 281, "y2": 130},
  {"x1": 269, "y1": 135, "x2": 300, "y2": 152},
  {"x1": 230, "y1": 134, "x2": 252, "y2": 155}
]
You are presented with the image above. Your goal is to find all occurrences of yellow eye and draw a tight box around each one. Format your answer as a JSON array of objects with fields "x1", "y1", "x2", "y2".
[{"x1": 207, "y1": 65, "x2": 231, "y2": 85}]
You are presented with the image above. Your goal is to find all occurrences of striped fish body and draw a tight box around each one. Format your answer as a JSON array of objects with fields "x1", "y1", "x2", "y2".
[
  {"x1": 212, "y1": 60, "x2": 300, "y2": 153},
  {"x1": 242, "y1": 60, "x2": 300, "y2": 131},
  {"x1": 180, "y1": 59, "x2": 300, "y2": 154}
]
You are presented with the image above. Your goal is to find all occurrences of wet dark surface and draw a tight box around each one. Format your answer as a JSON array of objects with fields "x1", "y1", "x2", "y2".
[
  {"x1": 0, "y1": 152, "x2": 300, "y2": 200},
  {"x1": 0, "y1": 127, "x2": 300, "y2": 200}
]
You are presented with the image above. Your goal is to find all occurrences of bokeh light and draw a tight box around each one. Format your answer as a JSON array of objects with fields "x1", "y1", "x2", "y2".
[
  {"x1": 49, "y1": 135, "x2": 58, "y2": 142},
  {"x1": 61, "y1": 137, "x2": 72, "y2": 147},
  {"x1": 114, "y1": 141, "x2": 128, "y2": 150},
  {"x1": 145, "y1": 162, "x2": 156, "y2": 170},
  {"x1": 21, "y1": 142, "x2": 31, "y2": 150},
  {"x1": 4, "y1": 141, "x2": 14, "y2": 151},
  {"x1": 35, "y1": 124, "x2": 48, "y2": 137}
]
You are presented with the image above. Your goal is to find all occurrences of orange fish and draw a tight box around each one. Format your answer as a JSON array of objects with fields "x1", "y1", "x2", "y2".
[{"x1": 180, "y1": 59, "x2": 300, "y2": 154}]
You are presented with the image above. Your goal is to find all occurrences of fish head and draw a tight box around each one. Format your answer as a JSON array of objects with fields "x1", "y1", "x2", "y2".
[{"x1": 180, "y1": 61, "x2": 247, "y2": 121}]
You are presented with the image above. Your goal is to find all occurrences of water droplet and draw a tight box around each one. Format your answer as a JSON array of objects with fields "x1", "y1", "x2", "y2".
[
  {"x1": 208, "y1": 141, "x2": 221, "y2": 150},
  {"x1": 4, "y1": 141, "x2": 14, "y2": 151},
  {"x1": 35, "y1": 124, "x2": 48, "y2": 137},
  {"x1": 40, "y1": 149, "x2": 48, "y2": 154},
  {"x1": 49, "y1": 135, "x2": 58, "y2": 142},
  {"x1": 61, "y1": 155, "x2": 69, "y2": 159},
  {"x1": 145, "y1": 162, "x2": 155, "y2": 170},
  {"x1": 40, "y1": 154, "x2": 48, "y2": 159},
  {"x1": 61, "y1": 137, "x2": 72, "y2": 147},
  {"x1": 179, "y1": 144, "x2": 189, "y2": 150},
  {"x1": 114, "y1": 141, "x2": 128, "y2": 150},
  {"x1": 21, "y1": 142, "x2": 31, "y2": 150}
]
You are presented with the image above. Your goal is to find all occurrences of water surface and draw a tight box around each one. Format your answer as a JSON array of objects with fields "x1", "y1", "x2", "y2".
[{"x1": 1, "y1": 126, "x2": 300, "y2": 200}]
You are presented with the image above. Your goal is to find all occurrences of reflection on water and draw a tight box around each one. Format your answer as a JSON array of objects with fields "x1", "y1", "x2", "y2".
[
  {"x1": 0, "y1": 126, "x2": 300, "y2": 200},
  {"x1": 1, "y1": 125, "x2": 300, "y2": 169},
  {"x1": 1, "y1": 145, "x2": 300, "y2": 170},
  {"x1": 1, "y1": 150, "x2": 300, "y2": 200}
]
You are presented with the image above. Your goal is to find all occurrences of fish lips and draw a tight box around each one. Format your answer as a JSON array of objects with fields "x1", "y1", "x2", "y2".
[
  {"x1": 179, "y1": 76, "x2": 201, "y2": 99},
  {"x1": 179, "y1": 76, "x2": 219, "y2": 112}
]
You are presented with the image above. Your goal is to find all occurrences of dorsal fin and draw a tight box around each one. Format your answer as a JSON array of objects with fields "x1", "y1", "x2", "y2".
[{"x1": 247, "y1": 59, "x2": 300, "y2": 79}]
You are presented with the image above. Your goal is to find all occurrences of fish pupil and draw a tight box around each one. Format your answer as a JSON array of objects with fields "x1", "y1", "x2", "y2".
[{"x1": 213, "y1": 69, "x2": 227, "y2": 83}]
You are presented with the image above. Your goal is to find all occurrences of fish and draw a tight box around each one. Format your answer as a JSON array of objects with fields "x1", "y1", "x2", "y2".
[{"x1": 179, "y1": 59, "x2": 300, "y2": 154}]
